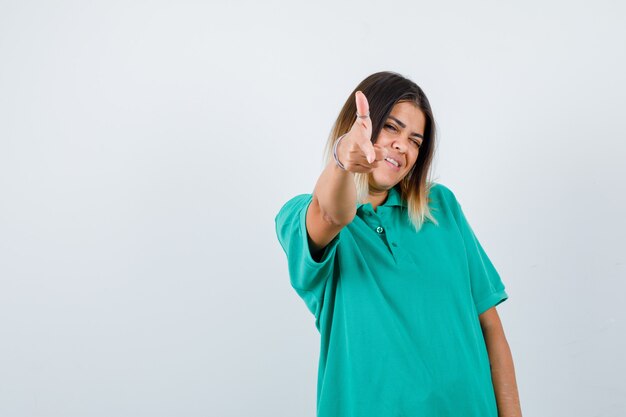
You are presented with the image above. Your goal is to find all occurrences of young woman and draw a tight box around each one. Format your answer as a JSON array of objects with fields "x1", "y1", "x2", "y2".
[{"x1": 275, "y1": 71, "x2": 522, "y2": 417}]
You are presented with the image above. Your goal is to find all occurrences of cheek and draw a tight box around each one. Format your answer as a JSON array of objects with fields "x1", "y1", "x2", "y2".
[{"x1": 374, "y1": 131, "x2": 394, "y2": 144}]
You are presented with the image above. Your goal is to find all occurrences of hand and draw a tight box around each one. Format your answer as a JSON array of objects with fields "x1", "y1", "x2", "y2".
[{"x1": 335, "y1": 91, "x2": 389, "y2": 173}]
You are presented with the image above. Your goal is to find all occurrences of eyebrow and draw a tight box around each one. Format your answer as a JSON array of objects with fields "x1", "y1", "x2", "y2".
[{"x1": 387, "y1": 115, "x2": 424, "y2": 139}]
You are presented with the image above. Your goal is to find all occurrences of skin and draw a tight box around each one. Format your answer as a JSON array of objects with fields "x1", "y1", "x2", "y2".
[
  {"x1": 333, "y1": 91, "x2": 426, "y2": 212},
  {"x1": 480, "y1": 307, "x2": 524, "y2": 416},
  {"x1": 365, "y1": 100, "x2": 426, "y2": 211}
]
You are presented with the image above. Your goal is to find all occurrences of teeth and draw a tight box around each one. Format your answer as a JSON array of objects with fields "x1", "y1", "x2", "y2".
[{"x1": 385, "y1": 157, "x2": 399, "y2": 167}]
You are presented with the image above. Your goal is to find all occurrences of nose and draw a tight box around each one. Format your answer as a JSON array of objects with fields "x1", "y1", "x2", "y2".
[{"x1": 392, "y1": 138, "x2": 408, "y2": 154}]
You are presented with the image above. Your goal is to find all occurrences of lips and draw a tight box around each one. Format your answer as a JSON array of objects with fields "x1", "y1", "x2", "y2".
[
  {"x1": 384, "y1": 152, "x2": 404, "y2": 168},
  {"x1": 385, "y1": 159, "x2": 400, "y2": 171}
]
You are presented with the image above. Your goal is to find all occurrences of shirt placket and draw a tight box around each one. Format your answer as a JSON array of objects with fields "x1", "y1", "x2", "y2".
[{"x1": 361, "y1": 206, "x2": 401, "y2": 263}]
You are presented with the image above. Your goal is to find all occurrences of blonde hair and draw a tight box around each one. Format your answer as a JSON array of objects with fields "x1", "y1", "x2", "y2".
[{"x1": 322, "y1": 71, "x2": 440, "y2": 232}]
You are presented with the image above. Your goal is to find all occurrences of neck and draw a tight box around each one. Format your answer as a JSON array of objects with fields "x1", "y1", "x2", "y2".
[{"x1": 366, "y1": 189, "x2": 389, "y2": 212}]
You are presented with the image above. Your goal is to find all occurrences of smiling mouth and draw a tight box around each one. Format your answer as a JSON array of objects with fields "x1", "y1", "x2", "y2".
[
  {"x1": 385, "y1": 159, "x2": 401, "y2": 170},
  {"x1": 385, "y1": 156, "x2": 401, "y2": 166}
]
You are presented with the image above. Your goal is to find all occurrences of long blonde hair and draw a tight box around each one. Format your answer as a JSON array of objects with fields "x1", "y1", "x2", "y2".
[{"x1": 323, "y1": 71, "x2": 440, "y2": 232}]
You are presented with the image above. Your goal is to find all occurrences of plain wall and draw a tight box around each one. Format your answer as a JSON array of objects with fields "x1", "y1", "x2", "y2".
[{"x1": 1, "y1": 1, "x2": 625, "y2": 416}]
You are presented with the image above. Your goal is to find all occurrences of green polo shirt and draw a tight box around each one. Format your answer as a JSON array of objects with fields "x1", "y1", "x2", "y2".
[{"x1": 274, "y1": 182, "x2": 508, "y2": 417}]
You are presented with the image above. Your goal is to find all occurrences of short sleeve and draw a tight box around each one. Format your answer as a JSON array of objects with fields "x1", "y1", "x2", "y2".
[
  {"x1": 274, "y1": 194, "x2": 341, "y2": 318},
  {"x1": 449, "y1": 192, "x2": 508, "y2": 316}
]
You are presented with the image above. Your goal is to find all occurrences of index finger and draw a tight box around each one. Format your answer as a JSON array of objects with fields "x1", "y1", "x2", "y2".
[
  {"x1": 373, "y1": 144, "x2": 389, "y2": 161},
  {"x1": 358, "y1": 137, "x2": 377, "y2": 164}
]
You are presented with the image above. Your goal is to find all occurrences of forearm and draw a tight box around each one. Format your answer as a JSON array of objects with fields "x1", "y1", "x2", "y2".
[
  {"x1": 313, "y1": 159, "x2": 356, "y2": 225},
  {"x1": 482, "y1": 326, "x2": 523, "y2": 417}
]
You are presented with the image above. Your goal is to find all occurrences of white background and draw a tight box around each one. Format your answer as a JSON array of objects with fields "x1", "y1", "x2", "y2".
[{"x1": 1, "y1": 1, "x2": 625, "y2": 416}]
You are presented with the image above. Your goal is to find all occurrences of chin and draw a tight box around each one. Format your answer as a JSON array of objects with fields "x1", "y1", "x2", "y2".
[{"x1": 369, "y1": 171, "x2": 403, "y2": 189}]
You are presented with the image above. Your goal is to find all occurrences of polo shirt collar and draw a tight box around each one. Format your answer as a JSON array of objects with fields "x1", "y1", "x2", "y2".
[{"x1": 356, "y1": 186, "x2": 407, "y2": 209}]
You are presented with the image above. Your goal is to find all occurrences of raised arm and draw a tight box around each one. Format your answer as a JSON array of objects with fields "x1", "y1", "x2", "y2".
[{"x1": 308, "y1": 91, "x2": 387, "y2": 256}]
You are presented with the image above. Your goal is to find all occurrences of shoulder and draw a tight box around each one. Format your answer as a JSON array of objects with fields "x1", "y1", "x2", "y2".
[
  {"x1": 275, "y1": 193, "x2": 313, "y2": 223},
  {"x1": 279, "y1": 193, "x2": 312, "y2": 210},
  {"x1": 429, "y1": 181, "x2": 459, "y2": 204}
]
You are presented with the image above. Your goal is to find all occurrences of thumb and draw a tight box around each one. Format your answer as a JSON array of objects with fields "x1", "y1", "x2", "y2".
[{"x1": 355, "y1": 91, "x2": 370, "y2": 119}]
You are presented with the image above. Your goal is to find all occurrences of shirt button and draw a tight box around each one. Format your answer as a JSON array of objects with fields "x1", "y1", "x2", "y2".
[
  {"x1": 392, "y1": 242, "x2": 397, "y2": 247},
  {"x1": 376, "y1": 226, "x2": 384, "y2": 234}
]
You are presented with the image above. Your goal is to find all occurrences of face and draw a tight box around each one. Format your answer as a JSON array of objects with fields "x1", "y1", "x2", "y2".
[{"x1": 369, "y1": 101, "x2": 426, "y2": 191}]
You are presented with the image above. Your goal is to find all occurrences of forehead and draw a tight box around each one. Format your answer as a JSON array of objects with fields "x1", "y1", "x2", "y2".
[{"x1": 388, "y1": 101, "x2": 426, "y2": 130}]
